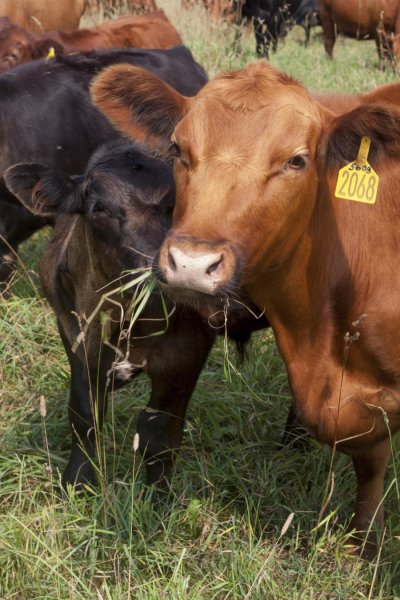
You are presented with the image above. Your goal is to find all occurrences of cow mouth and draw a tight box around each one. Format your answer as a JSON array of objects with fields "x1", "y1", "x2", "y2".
[{"x1": 153, "y1": 236, "x2": 242, "y2": 304}]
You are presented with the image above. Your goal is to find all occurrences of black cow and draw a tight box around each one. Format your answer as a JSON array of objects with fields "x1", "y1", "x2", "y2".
[
  {"x1": 0, "y1": 46, "x2": 207, "y2": 292},
  {"x1": 235, "y1": 0, "x2": 319, "y2": 57},
  {"x1": 5, "y1": 140, "x2": 267, "y2": 490}
]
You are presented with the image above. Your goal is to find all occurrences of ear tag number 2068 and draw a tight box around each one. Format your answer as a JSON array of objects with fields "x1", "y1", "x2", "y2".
[{"x1": 335, "y1": 136, "x2": 379, "y2": 204}]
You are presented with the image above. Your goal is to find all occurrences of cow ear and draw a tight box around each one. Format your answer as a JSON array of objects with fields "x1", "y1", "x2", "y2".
[
  {"x1": 90, "y1": 64, "x2": 189, "y2": 151},
  {"x1": 4, "y1": 163, "x2": 79, "y2": 217},
  {"x1": 32, "y1": 38, "x2": 64, "y2": 59},
  {"x1": 323, "y1": 103, "x2": 400, "y2": 168}
]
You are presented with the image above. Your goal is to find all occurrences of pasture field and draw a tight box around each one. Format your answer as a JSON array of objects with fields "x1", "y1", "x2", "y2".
[{"x1": 1, "y1": 2, "x2": 400, "y2": 598}]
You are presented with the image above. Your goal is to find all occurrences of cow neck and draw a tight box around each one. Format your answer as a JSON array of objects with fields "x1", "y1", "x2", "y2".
[
  {"x1": 82, "y1": 219, "x2": 126, "y2": 289},
  {"x1": 245, "y1": 176, "x2": 351, "y2": 415}
]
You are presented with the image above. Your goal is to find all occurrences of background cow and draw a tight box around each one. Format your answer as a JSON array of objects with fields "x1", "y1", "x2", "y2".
[
  {"x1": 5, "y1": 139, "x2": 267, "y2": 489},
  {"x1": 235, "y1": 0, "x2": 320, "y2": 57},
  {"x1": 0, "y1": 46, "x2": 207, "y2": 293},
  {"x1": 0, "y1": 0, "x2": 86, "y2": 32},
  {"x1": 90, "y1": 60, "x2": 400, "y2": 557},
  {"x1": 0, "y1": 12, "x2": 182, "y2": 72},
  {"x1": 319, "y1": 0, "x2": 400, "y2": 65}
]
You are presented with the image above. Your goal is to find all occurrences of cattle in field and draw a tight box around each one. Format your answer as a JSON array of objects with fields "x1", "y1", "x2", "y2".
[
  {"x1": 0, "y1": 46, "x2": 207, "y2": 293},
  {"x1": 5, "y1": 140, "x2": 267, "y2": 489},
  {"x1": 0, "y1": 12, "x2": 182, "y2": 72},
  {"x1": 319, "y1": 0, "x2": 400, "y2": 65},
  {"x1": 91, "y1": 59, "x2": 400, "y2": 557},
  {"x1": 235, "y1": 0, "x2": 320, "y2": 58},
  {"x1": 0, "y1": 0, "x2": 86, "y2": 32}
]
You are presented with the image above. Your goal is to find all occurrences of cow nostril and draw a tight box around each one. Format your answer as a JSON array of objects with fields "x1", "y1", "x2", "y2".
[
  {"x1": 206, "y1": 254, "x2": 223, "y2": 276},
  {"x1": 167, "y1": 248, "x2": 177, "y2": 272}
]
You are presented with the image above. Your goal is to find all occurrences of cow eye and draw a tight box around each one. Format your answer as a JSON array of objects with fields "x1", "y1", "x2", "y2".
[
  {"x1": 286, "y1": 154, "x2": 308, "y2": 170},
  {"x1": 92, "y1": 201, "x2": 105, "y2": 213},
  {"x1": 132, "y1": 163, "x2": 143, "y2": 171},
  {"x1": 169, "y1": 142, "x2": 181, "y2": 159}
]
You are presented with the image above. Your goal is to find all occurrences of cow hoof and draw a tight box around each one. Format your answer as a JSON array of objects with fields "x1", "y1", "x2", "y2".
[
  {"x1": 344, "y1": 530, "x2": 378, "y2": 561},
  {"x1": 62, "y1": 461, "x2": 97, "y2": 494}
]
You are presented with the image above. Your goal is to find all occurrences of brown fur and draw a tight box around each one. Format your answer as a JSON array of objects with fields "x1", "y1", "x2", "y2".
[
  {"x1": 319, "y1": 0, "x2": 400, "y2": 62},
  {"x1": 0, "y1": 0, "x2": 85, "y2": 32},
  {"x1": 0, "y1": 12, "x2": 181, "y2": 72},
  {"x1": 91, "y1": 58, "x2": 400, "y2": 557}
]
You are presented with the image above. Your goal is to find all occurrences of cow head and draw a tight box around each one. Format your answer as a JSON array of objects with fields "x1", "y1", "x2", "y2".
[
  {"x1": 5, "y1": 139, "x2": 175, "y2": 269},
  {"x1": 0, "y1": 17, "x2": 35, "y2": 71},
  {"x1": 90, "y1": 61, "x2": 400, "y2": 307}
]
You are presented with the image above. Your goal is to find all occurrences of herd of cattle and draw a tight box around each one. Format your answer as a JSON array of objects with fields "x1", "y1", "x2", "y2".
[
  {"x1": 2, "y1": 1, "x2": 400, "y2": 66},
  {"x1": 2, "y1": 0, "x2": 400, "y2": 560}
]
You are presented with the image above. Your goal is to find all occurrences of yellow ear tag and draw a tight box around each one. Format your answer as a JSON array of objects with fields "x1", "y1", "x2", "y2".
[
  {"x1": 46, "y1": 46, "x2": 55, "y2": 60},
  {"x1": 335, "y1": 136, "x2": 379, "y2": 204}
]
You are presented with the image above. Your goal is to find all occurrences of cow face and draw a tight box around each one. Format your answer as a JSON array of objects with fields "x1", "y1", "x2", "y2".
[
  {"x1": 5, "y1": 140, "x2": 175, "y2": 269},
  {"x1": 92, "y1": 61, "x2": 325, "y2": 304},
  {"x1": 0, "y1": 18, "x2": 33, "y2": 71}
]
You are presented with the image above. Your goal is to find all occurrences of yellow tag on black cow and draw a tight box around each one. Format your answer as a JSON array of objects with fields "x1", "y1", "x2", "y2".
[{"x1": 335, "y1": 137, "x2": 379, "y2": 204}]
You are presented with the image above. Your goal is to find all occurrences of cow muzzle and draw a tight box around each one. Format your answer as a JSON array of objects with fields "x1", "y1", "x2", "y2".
[{"x1": 156, "y1": 236, "x2": 238, "y2": 296}]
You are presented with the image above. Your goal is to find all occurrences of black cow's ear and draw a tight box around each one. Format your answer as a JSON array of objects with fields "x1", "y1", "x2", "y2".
[
  {"x1": 91, "y1": 65, "x2": 189, "y2": 152},
  {"x1": 4, "y1": 163, "x2": 79, "y2": 217}
]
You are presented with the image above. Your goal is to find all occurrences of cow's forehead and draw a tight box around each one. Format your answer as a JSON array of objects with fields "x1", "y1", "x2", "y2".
[{"x1": 175, "y1": 61, "x2": 321, "y2": 150}]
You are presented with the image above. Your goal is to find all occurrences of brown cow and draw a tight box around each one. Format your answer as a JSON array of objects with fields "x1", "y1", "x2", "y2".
[
  {"x1": 0, "y1": 0, "x2": 85, "y2": 32},
  {"x1": 319, "y1": 0, "x2": 400, "y2": 65},
  {"x1": 90, "y1": 60, "x2": 400, "y2": 557},
  {"x1": 0, "y1": 12, "x2": 181, "y2": 72}
]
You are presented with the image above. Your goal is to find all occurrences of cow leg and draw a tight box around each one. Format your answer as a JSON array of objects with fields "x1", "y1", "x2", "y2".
[
  {"x1": 319, "y1": 5, "x2": 335, "y2": 58},
  {"x1": 0, "y1": 241, "x2": 16, "y2": 295},
  {"x1": 0, "y1": 190, "x2": 48, "y2": 292},
  {"x1": 281, "y1": 403, "x2": 311, "y2": 449},
  {"x1": 349, "y1": 440, "x2": 391, "y2": 558},
  {"x1": 303, "y1": 22, "x2": 311, "y2": 46},
  {"x1": 62, "y1": 353, "x2": 108, "y2": 489},
  {"x1": 253, "y1": 18, "x2": 269, "y2": 58},
  {"x1": 137, "y1": 319, "x2": 215, "y2": 489},
  {"x1": 59, "y1": 323, "x2": 108, "y2": 489}
]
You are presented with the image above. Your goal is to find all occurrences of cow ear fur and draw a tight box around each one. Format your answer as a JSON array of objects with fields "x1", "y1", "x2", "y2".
[
  {"x1": 32, "y1": 38, "x2": 65, "y2": 59},
  {"x1": 4, "y1": 163, "x2": 78, "y2": 217},
  {"x1": 91, "y1": 64, "x2": 188, "y2": 152},
  {"x1": 323, "y1": 102, "x2": 400, "y2": 168}
]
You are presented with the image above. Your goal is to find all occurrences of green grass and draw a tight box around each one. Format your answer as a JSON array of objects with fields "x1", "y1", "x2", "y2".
[{"x1": 1, "y1": 3, "x2": 400, "y2": 598}]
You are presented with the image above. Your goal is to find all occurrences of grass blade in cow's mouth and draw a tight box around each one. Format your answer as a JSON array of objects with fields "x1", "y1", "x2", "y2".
[{"x1": 71, "y1": 267, "x2": 174, "y2": 353}]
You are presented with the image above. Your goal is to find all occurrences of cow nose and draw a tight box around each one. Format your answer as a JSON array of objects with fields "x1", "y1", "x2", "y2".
[{"x1": 165, "y1": 245, "x2": 226, "y2": 294}]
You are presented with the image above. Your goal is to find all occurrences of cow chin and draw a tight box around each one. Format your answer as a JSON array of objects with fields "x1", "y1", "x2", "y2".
[{"x1": 157, "y1": 280, "x2": 230, "y2": 312}]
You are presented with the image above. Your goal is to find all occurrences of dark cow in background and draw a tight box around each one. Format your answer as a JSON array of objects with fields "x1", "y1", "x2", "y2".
[
  {"x1": 235, "y1": 0, "x2": 319, "y2": 57},
  {"x1": 90, "y1": 60, "x2": 400, "y2": 557},
  {"x1": 5, "y1": 140, "x2": 267, "y2": 489},
  {"x1": 319, "y1": 0, "x2": 400, "y2": 66},
  {"x1": 0, "y1": 46, "x2": 207, "y2": 292},
  {"x1": 0, "y1": 12, "x2": 182, "y2": 72}
]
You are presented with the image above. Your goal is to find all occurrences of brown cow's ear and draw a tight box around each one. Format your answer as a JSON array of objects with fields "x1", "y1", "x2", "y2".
[
  {"x1": 90, "y1": 64, "x2": 189, "y2": 151},
  {"x1": 323, "y1": 103, "x2": 400, "y2": 168},
  {"x1": 4, "y1": 163, "x2": 78, "y2": 217}
]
